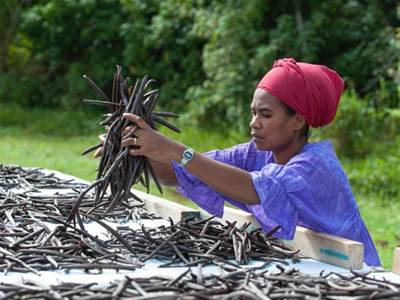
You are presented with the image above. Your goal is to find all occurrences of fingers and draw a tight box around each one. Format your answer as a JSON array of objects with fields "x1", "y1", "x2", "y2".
[
  {"x1": 122, "y1": 125, "x2": 139, "y2": 138},
  {"x1": 98, "y1": 133, "x2": 106, "y2": 143},
  {"x1": 123, "y1": 113, "x2": 149, "y2": 129},
  {"x1": 93, "y1": 147, "x2": 103, "y2": 158},
  {"x1": 121, "y1": 137, "x2": 140, "y2": 148},
  {"x1": 122, "y1": 126, "x2": 132, "y2": 136},
  {"x1": 129, "y1": 148, "x2": 144, "y2": 156},
  {"x1": 121, "y1": 137, "x2": 144, "y2": 157}
]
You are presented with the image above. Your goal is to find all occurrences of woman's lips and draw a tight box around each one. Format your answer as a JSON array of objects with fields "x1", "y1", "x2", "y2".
[{"x1": 251, "y1": 134, "x2": 264, "y2": 142}]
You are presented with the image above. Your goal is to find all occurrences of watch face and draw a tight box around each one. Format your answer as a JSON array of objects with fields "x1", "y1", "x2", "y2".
[{"x1": 184, "y1": 150, "x2": 193, "y2": 159}]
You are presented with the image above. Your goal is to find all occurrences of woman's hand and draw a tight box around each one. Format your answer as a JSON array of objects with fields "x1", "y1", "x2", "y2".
[{"x1": 121, "y1": 113, "x2": 184, "y2": 163}]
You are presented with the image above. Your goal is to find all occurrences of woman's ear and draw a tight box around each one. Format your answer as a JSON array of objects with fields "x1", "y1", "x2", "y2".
[{"x1": 293, "y1": 113, "x2": 306, "y2": 131}]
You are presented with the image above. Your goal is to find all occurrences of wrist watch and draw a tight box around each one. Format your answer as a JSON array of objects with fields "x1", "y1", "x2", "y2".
[{"x1": 179, "y1": 148, "x2": 194, "y2": 167}]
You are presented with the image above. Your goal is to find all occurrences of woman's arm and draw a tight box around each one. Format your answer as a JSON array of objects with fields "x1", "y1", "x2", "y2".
[
  {"x1": 182, "y1": 148, "x2": 259, "y2": 205},
  {"x1": 121, "y1": 113, "x2": 260, "y2": 205},
  {"x1": 148, "y1": 159, "x2": 177, "y2": 187}
]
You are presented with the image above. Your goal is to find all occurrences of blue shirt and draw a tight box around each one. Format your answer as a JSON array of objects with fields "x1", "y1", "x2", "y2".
[{"x1": 173, "y1": 140, "x2": 381, "y2": 266}]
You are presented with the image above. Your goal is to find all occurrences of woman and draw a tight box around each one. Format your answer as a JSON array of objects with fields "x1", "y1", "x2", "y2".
[{"x1": 120, "y1": 58, "x2": 381, "y2": 266}]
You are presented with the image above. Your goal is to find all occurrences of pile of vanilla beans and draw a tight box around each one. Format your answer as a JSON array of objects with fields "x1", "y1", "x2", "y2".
[
  {"x1": 0, "y1": 165, "x2": 158, "y2": 223},
  {"x1": 1, "y1": 268, "x2": 400, "y2": 299},
  {"x1": 66, "y1": 66, "x2": 180, "y2": 224},
  {"x1": 0, "y1": 176, "x2": 297, "y2": 274},
  {"x1": 109, "y1": 217, "x2": 300, "y2": 267},
  {"x1": 0, "y1": 164, "x2": 88, "y2": 191},
  {"x1": 0, "y1": 165, "x2": 157, "y2": 274}
]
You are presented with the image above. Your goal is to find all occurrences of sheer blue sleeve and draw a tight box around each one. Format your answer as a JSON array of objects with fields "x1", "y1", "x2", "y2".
[
  {"x1": 250, "y1": 163, "x2": 312, "y2": 239},
  {"x1": 173, "y1": 142, "x2": 257, "y2": 216}
]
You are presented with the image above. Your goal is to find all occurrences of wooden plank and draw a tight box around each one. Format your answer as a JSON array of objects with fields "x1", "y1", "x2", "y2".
[
  {"x1": 215, "y1": 207, "x2": 365, "y2": 269},
  {"x1": 286, "y1": 227, "x2": 364, "y2": 270},
  {"x1": 199, "y1": 206, "x2": 261, "y2": 231},
  {"x1": 393, "y1": 247, "x2": 400, "y2": 275},
  {"x1": 202, "y1": 206, "x2": 364, "y2": 269},
  {"x1": 131, "y1": 189, "x2": 200, "y2": 223}
]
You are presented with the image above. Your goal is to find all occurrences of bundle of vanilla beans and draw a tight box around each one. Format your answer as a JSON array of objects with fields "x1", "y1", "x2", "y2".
[{"x1": 67, "y1": 66, "x2": 179, "y2": 224}]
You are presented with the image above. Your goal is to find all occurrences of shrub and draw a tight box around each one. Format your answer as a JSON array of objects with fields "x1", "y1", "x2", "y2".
[
  {"x1": 313, "y1": 91, "x2": 400, "y2": 158},
  {"x1": 344, "y1": 147, "x2": 400, "y2": 204}
]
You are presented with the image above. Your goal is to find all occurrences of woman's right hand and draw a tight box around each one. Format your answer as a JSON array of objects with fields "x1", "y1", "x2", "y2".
[{"x1": 93, "y1": 119, "x2": 178, "y2": 186}]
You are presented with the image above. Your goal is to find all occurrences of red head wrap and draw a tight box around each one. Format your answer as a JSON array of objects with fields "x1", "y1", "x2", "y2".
[{"x1": 257, "y1": 58, "x2": 344, "y2": 127}]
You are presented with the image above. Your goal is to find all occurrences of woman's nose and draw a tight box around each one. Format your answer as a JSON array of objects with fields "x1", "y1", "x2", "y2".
[{"x1": 249, "y1": 115, "x2": 260, "y2": 129}]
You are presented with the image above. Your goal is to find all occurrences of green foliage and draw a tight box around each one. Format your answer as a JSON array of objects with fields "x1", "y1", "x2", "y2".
[
  {"x1": 120, "y1": 0, "x2": 205, "y2": 112},
  {"x1": 356, "y1": 198, "x2": 400, "y2": 269},
  {"x1": 185, "y1": 1, "x2": 267, "y2": 133},
  {"x1": 346, "y1": 151, "x2": 400, "y2": 203},
  {"x1": 1, "y1": 0, "x2": 398, "y2": 133},
  {"x1": 313, "y1": 1, "x2": 399, "y2": 98},
  {"x1": 14, "y1": 0, "x2": 127, "y2": 107},
  {"x1": 0, "y1": 73, "x2": 41, "y2": 107},
  {"x1": 313, "y1": 91, "x2": 400, "y2": 158},
  {"x1": 0, "y1": 0, "x2": 25, "y2": 72},
  {"x1": 185, "y1": 0, "x2": 399, "y2": 131}
]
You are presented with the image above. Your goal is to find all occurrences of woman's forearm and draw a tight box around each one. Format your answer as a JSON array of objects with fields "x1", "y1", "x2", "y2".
[
  {"x1": 148, "y1": 159, "x2": 178, "y2": 187},
  {"x1": 174, "y1": 145, "x2": 260, "y2": 205}
]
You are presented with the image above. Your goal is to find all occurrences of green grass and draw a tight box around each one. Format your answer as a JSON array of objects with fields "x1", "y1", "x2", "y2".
[
  {"x1": 0, "y1": 104, "x2": 101, "y2": 137},
  {"x1": 0, "y1": 106, "x2": 398, "y2": 269},
  {"x1": 0, "y1": 127, "x2": 99, "y2": 181},
  {"x1": 357, "y1": 199, "x2": 400, "y2": 269}
]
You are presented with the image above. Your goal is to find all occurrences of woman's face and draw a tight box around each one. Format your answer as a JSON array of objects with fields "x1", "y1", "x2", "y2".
[{"x1": 249, "y1": 88, "x2": 300, "y2": 151}]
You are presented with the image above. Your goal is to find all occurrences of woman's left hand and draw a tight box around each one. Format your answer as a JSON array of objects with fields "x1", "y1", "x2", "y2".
[{"x1": 121, "y1": 113, "x2": 184, "y2": 162}]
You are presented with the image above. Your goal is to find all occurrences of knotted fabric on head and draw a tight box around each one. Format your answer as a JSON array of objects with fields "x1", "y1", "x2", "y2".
[{"x1": 257, "y1": 58, "x2": 344, "y2": 127}]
